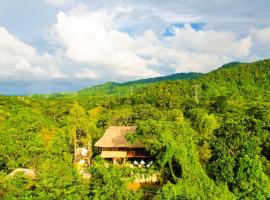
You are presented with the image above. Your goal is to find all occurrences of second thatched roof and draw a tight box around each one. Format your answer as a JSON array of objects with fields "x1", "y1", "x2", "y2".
[{"x1": 94, "y1": 126, "x2": 143, "y2": 148}]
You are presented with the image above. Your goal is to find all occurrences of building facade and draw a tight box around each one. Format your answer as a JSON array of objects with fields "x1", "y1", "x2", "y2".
[{"x1": 95, "y1": 126, "x2": 150, "y2": 164}]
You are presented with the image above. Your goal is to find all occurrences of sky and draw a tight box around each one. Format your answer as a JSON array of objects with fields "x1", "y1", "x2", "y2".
[{"x1": 0, "y1": 0, "x2": 270, "y2": 95}]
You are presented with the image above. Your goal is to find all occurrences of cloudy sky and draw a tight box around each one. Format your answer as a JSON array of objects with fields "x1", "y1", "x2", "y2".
[{"x1": 0, "y1": 0, "x2": 270, "y2": 94}]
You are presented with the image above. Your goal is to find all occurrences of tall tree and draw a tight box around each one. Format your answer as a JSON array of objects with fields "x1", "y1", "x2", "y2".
[{"x1": 67, "y1": 102, "x2": 92, "y2": 164}]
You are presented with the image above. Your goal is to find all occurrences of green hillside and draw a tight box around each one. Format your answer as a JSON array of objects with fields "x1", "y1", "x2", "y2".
[
  {"x1": 78, "y1": 59, "x2": 270, "y2": 101},
  {"x1": 135, "y1": 59, "x2": 270, "y2": 106},
  {"x1": 78, "y1": 72, "x2": 202, "y2": 96},
  {"x1": 198, "y1": 59, "x2": 270, "y2": 100},
  {"x1": 0, "y1": 59, "x2": 270, "y2": 199}
]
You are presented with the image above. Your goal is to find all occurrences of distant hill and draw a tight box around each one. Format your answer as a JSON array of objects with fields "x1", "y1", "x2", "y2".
[
  {"x1": 220, "y1": 61, "x2": 242, "y2": 69},
  {"x1": 197, "y1": 59, "x2": 270, "y2": 99},
  {"x1": 59, "y1": 59, "x2": 270, "y2": 101},
  {"x1": 78, "y1": 72, "x2": 202, "y2": 96},
  {"x1": 121, "y1": 72, "x2": 202, "y2": 85},
  {"x1": 135, "y1": 59, "x2": 270, "y2": 105}
]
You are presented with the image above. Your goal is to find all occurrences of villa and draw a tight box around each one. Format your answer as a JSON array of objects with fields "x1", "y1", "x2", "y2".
[{"x1": 94, "y1": 126, "x2": 151, "y2": 165}]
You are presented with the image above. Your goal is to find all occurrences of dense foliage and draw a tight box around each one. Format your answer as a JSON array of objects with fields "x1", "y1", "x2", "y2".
[
  {"x1": 0, "y1": 59, "x2": 270, "y2": 199},
  {"x1": 78, "y1": 72, "x2": 201, "y2": 97}
]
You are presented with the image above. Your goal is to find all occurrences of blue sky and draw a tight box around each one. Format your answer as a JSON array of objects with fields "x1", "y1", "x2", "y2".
[{"x1": 0, "y1": 0, "x2": 270, "y2": 95}]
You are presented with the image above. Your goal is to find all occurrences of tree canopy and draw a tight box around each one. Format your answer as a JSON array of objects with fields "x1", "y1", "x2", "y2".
[{"x1": 1, "y1": 59, "x2": 270, "y2": 199}]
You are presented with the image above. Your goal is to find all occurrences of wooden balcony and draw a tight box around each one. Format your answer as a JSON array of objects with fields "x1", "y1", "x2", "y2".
[{"x1": 100, "y1": 150, "x2": 151, "y2": 158}]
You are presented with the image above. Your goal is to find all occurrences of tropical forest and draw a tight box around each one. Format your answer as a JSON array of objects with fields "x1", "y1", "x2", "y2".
[{"x1": 0, "y1": 59, "x2": 270, "y2": 199}]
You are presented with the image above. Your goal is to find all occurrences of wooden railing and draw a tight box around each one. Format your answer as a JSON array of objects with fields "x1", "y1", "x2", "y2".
[{"x1": 127, "y1": 151, "x2": 151, "y2": 158}]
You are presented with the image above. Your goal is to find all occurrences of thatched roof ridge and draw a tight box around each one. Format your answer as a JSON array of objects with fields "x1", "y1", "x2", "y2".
[{"x1": 94, "y1": 126, "x2": 143, "y2": 148}]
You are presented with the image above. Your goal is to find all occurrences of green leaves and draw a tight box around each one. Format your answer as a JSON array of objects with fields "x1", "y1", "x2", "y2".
[
  {"x1": 1, "y1": 59, "x2": 270, "y2": 199},
  {"x1": 135, "y1": 119, "x2": 234, "y2": 199},
  {"x1": 0, "y1": 108, "x2": 47, "y2": 169},
  {"x1": 89, "y1": 159, "x2": 142, "y2": 200},
  {"x1": 208, "y1": 117, "x2": 270, "y2": 199}
]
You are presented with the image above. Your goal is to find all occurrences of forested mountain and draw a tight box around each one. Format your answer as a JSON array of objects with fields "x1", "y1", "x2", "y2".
[
  {"x1": 0, "y1": 59, "x2": 270, "y2": 199},
  {"x1": 78, "y1": 72, "x2": 202, "y2": 96},
  {"x1": 198, "y1": 59, "x2": 270, "y2": 100}
]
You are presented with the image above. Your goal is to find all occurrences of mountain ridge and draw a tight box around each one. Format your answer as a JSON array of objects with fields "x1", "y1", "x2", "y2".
[{"x1": 77, "y1": 72, "x2": 202, "y2": 96}]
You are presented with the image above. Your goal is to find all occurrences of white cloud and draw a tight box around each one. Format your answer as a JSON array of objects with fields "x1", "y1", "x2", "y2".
[
  {"x1": 0, "y1": 27, "x2": 70, "y2": 80},
  {"x1": 0, "y1": 4, "x2": 255, "y2": 86},
  {"x1": 46, "y1": 0, "x2": 71, "y2": 7},
  {"x1": 51, "y1": 8, "x2": 254, "y2": 78},
  {"x1": 159, "y1": 12, "x2": 201, "y2": 23},
  {"x1": 1, "y1": 0, "x2": 270, "y2": 94},
  {"x1": 0, "y1": 27, "x2": 36, "y2": 60},
  {"x1": 167, "y1": 24, "x2": 252, "y2": 57},
  {"x1": 0, "y1": 27, "x2": 40, "y2": 78},
  {"x1": 151, "y1": 24, "x2": 253, "y2": 72},
  {"x1": 252, "y1": 27, "x2": 270, "y2": 44},
  {"x1": 74, "y1": 69, "x2": 97, "y2": 79},
  {"x1": 53, "y1": 11, "x2": 160, "y2": 79},
  {"x1": 135, "y1": 26, "x2": 251, "y2": 73}
]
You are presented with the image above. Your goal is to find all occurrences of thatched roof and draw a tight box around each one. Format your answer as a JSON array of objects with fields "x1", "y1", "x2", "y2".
[{"x1": 94, "y1": 126, "x2": 143, "y2": 148}]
